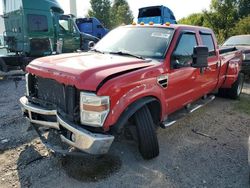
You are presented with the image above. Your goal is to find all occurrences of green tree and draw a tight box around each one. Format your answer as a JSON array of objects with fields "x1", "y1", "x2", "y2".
[
  {"x1": 111, "y1": 0, "x2": 133, "y2": 28},
  {"x1": 178, "y1": 13, "x2": 205, "y2": 26},
  {"x1": 203, "y1": 0, "x2": 238, "y2": 43},
  {"x1": 238, "y1": 0, "x2": 250, "y2": 18},
  {"x1": 232, "y1": 15, "x2": 250, "y2": 35},
  {"x1": 88, "y1": 0, "x2": 112, "y2": 28}
]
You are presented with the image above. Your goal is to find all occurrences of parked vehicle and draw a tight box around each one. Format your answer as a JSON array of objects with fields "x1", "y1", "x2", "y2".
[
  {"x1": 222, "y1": 35, "x2": 250, "y2": 76},
  {"x1": 20, "y1": 24, "x2": 243, "y2": 160},
  {"x1": 138, "y1": 5, "x2": 177, "y2": 24},
  {"x1": 0, "y1": 0, "x2": 98, "y2": 72},
  {"x1": 0, "y1": 34, "x2": 3, "y2": 46},
  {"x1": 76, "y1": 17, "x2": 109, "y2": 39}
]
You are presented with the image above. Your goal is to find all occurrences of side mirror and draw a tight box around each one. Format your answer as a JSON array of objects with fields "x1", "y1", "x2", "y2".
[
  {"x1": 88, "y1": 41, "x2": 95, "y2": 49},
  {"x1": 191, "y1": 46, "x2": 208, "y2": 68}
]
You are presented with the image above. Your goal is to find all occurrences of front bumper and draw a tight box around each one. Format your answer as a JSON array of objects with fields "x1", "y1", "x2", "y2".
[{"x1": 20, "y1": 96, "x2": 114, "y2": 155}]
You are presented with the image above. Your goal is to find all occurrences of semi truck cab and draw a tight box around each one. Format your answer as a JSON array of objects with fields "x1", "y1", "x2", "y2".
[{"x1": 0, "y1": 0, "x2": 98, "y2": 71}]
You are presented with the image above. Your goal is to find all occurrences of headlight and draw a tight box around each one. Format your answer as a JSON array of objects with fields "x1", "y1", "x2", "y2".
[
  {"x1": 243, "y1": 53, "x2": 250, "y2": 61},
  {"x1": 80, "y1": 92, "x2": 110, "y2": 127},
  {"x1": 25, "y1": 73, "x2": 29, "y2": 96}
]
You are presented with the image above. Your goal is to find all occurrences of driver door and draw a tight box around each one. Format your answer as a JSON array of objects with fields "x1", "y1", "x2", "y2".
[
  {"x1": 59, "y1": 17, "x2": 81, "y2": 53},
  {"x1": 165, "y1": 31, "x2": 201, "y2": 114}
]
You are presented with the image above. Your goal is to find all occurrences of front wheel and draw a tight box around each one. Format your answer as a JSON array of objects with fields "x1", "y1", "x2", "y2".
[{"x1": 134, "y1": 106, "x2": 159, "y2": 160}]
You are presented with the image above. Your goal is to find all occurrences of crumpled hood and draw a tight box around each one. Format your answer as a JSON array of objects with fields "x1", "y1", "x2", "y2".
[{"x1": 26, "y1": 52, "x2": 154, "y2": 91}]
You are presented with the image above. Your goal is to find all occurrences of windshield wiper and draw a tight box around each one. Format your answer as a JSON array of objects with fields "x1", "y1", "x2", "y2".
[
  {"x1": 109, "y1": 51, "x2": 145, "y2": 60},
  {"x1": 90, "y1": 49, "x2": 104, "y2": 54}
]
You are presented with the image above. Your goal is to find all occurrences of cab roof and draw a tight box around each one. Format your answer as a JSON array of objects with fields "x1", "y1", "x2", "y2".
[{"x1": 125, "y1": 23, "x2": 213, "y2": 34}]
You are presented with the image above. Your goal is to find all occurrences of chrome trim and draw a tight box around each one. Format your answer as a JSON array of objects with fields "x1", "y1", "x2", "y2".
[
  {"x1": 25, "y1": 73, "x2": 29, "y2": 96},
  {"x1": 20, "y1": 96, "x2": 114, "y2": 155},
  {"x1": 157, "y1": 74, "x2": 168, "y2": 89}
]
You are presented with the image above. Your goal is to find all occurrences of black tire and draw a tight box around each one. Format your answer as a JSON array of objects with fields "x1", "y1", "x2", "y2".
[
  {"x1": 134, "y1": 106, "x2": 159, "y2": 160},
  {"x1": 228, "y1": 73, "x2": 244, "y2": 99},
  {"x1": 218, "y1": 73, "x2": 244, "y2": 99},
  {"x1": 0, "y1": 58, "x2": 8, "y2": 72}
]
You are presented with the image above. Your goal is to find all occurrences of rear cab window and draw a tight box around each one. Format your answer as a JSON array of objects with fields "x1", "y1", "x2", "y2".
[
  {"x1": 200, "y1": 32, "x2": 216, "y2": 56},
  {"x1": 27, "y1": 14, "x2": 48, "y2": 32}
]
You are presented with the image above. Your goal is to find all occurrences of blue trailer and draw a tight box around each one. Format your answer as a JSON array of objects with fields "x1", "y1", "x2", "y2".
[
  {"x1": 138, "y1": 5, "x2": 177, "y2": 24},
  {"x1": 76, "y1": 17, "x2": 109, "y2": 39}
]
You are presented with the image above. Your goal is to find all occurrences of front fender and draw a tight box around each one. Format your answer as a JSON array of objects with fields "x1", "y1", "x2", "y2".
[
  {"x1": 102, "y1": 82, "x2": 165, "y2": 130},
  {"x1": 110, "y1": 97, "x2": 160, "y2": 134}
]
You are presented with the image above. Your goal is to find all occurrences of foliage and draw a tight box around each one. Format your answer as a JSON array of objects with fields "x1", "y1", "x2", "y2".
[
  {"x1": 110, "y1": 0, "x2": 134, "y2": 28},
  {"x1": 88, "y1": 0, "x2": 112, "y2": 28},
  {"x1": 234, "y1": 94, "x2": 250, "y2": 115},
  {"x1": 179, "y1": 0, "x2": 250, "y2": 44},
  {"x1": 203, "y1": 0, "x2": 238, "y2": 43},
  {"x1": 88, "y1": 0, "x2": 133, "y2": 29},
  {"x1": 238, "y1": 0, "x2": 250, "y2": 18},
  {"x1": 232, "y1": 15, "x2": 250, "y2": 35},
  {"x1": 178, "y1": 13, "x2": 205, "y2": 26}
]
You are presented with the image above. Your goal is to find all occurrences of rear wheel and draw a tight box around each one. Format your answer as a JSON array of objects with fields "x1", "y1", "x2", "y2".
[
  {"x1": 218, "y1": 73, "x2": 244, "y2": 99},
  {"x1": 134, "y1": 106, "x2": 159, "y2": 160}
]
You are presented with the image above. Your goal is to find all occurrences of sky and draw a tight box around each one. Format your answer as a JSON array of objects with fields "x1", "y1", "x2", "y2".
[
  {"x1": 58, "y1": 0, "x2": 211, "y2": 20},
  {"x1": 0, "y1": 0, "x2": 211, "y2": 20}
]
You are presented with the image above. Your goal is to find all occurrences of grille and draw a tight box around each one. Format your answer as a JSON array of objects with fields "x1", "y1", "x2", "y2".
[{"x1": 29, "y1": 75, "x2": 79, "y2": 122}]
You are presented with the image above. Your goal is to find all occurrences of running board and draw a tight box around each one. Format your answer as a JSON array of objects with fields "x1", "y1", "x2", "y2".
[{"x1": 161, "y1": 95, "x2": 215, "y2": 128}]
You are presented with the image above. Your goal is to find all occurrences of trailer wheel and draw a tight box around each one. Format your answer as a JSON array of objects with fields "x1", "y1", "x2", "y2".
[
  {"x1": 218, "y1": 73, "x2": 244, "y2": 99},
  {"x1": 134, "y1": 105, "x2": 159, "y2": 160},
  {"x1": 0, "y1": 58, "x2": 8, "y2": 72}
]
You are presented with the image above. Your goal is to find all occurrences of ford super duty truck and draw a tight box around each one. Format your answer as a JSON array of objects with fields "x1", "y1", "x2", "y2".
[{"x1": 20, "y1": 24, "x2": 244, "y2": 159}]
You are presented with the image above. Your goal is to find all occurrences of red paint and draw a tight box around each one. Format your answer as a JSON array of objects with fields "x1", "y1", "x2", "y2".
[{"x1": 26, "y1": 24, "x2": 242, "y2": 131}]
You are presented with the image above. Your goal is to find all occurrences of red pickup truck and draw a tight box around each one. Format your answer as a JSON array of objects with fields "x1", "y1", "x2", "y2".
[{"x1": 20, "y1": 24, "x2": 244, "y2": 159}]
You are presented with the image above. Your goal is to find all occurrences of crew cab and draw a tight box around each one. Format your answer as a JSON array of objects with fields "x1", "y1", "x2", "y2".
[{"x1": 20, "y1": 24, "x2": 244, "y2": 159}]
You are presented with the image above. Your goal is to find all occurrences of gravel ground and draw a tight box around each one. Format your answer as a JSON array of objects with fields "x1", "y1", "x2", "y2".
[{"x1": 0, "y1": 77, "x2": 250, "y2": 188}]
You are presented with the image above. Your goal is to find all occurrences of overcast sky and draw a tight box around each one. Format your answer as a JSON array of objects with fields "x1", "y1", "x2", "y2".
[
  {"x1": 58, "y1": 0, "x2": 211, "y2": 20},
  {"x1": 0, "y1": 0, "x2": 211, "y2": 20}
]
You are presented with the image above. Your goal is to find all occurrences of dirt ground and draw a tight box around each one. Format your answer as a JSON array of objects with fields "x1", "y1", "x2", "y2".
[{"x1": 0, "y1": 74, "x2": 250, "y2": 188}]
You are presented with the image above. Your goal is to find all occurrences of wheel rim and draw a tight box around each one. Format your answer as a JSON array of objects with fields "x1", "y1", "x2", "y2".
[{"x1": 237, "y1": 77, "x2": 243, "y2": 96}]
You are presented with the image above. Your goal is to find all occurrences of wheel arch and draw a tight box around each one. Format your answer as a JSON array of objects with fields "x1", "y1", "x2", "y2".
[{"x1": 111, "y1": 96, "x2": 162, "y2": 134}]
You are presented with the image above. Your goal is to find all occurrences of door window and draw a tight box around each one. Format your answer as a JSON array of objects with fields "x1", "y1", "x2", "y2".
[
  {"x1": 200, "y1": 33, "x2": 215, "y2": 56},
  {"x1": 171, "y1": 33, "x2": 197, "y2": 68}
]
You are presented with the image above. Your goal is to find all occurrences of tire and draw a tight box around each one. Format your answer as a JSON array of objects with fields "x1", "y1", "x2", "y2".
[
  {"x1": 134, "y1": 106, "x2": 159, "y2": 160},
  {"x1": 218, "y1": 73, "x2": 244, "y2": 99},
  {"x1": 228, "y1": 73, "x2": 244, "y2": 99},
  {"x1": 0, "y1": 58, "x2": 8, "y2": 72}
]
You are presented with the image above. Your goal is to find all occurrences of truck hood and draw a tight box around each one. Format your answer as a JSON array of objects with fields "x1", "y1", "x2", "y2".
[{"x1": 26, "y1": 52, "x2": 154, "y2": 91}]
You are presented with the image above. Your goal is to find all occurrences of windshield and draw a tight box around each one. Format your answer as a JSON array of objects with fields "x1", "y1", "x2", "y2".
[
  {"x1": 138, "y1": 7, "x2": 161, "y2": 18},
  {"x1": 223, "y1": 35, "x2": 250, "y2": 46},
  {"x1": 94, "y1": 27, "x2": 174, "y2": 59}
]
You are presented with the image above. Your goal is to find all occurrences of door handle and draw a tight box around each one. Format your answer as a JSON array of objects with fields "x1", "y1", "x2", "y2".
[
  {"x1": 216, "y1": 62, "x2": 219, "y2": 69},
  {"x1": 205, "y1": 67, "x2": 212, "y2": 71}
]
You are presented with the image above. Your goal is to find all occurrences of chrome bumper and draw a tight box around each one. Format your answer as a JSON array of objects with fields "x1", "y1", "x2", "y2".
[{"x1": 19, "y1": 96, "x2": 114, "y2": 155}]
